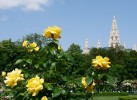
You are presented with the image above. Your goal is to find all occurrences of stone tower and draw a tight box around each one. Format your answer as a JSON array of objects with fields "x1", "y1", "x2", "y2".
[
  {"x1": 108, "y1": 16, "x2": 120, "y2": 48},
  {"x1": 133, "y1": 43, "x2": 137, "y2": 51},
  {"x1": 97, "y1": 40, "x2": 101, "y2": 49},
  {"x1": 82, "y1": 38, "x2": 90, "y2": 54},
  {"x1": 123, "y1": 42, "x2": 126, "y2": 49}
]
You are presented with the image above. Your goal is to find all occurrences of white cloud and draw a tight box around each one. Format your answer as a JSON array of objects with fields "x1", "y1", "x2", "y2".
[
  {"x1": 0, "y1": 15, "x2": 8, "y2": 21},
  {"x1": 0, "y1": 0, "x2": 50, "y2": 11}
]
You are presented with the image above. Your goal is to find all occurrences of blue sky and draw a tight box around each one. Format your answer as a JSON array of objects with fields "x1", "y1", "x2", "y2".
[{"x1": 0, "y1": 0, "x2": 137, "y2": 50}]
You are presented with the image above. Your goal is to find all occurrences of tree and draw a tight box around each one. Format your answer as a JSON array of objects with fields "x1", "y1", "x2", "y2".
[
  {"x1": 89, "y1": 48, "x2": 107, "y2": 60},
  {"x1": 66, "y1": 43, "x2": 82, "y2": 54},
  {"x1": 122, "y1": 58, "x2": 137, "y2": 80},
  {"x1": 66, "y1": 43, "x2": 86, "y2": 76},
  {"x1": 23, "y1": 33, "x2": 48, "y2": 48}
]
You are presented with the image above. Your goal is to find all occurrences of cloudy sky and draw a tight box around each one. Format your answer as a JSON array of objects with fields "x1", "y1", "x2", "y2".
[{"x1": 0, "y1": 0, "x2": 137, "y2": 50}]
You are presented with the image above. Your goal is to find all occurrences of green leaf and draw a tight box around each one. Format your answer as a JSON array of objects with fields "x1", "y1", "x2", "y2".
[
  {"x1": 74, "y1": 78, "x2": 82, "y2": 87},
  {"x1": 52, "y1": 87, "x2": 62, "y2": 98},
  {"x1": 64, "y1": 53, "x2": 74, "y2": 61},
  {"x1": 43, "y1": 63, "x2": 47, "y2": 67},
  {"x1": 57, "y1": 53, "x2": 63, "y2": 59},
  {"x1": 54, "y1": 40, "x2": 59, "y2": 44},
  {"x1": 48, "y1": 70, "x2": 54, "y2": 75},
  {"x1": 61, "y1": 76, "x2": 67, "y2": 81},
  {"x1": 25, "y1": 73, "x2": 29, "y2": 78},
  {"x1": 106, "y1": 75, "x2": 116, "y2": 84},
  {"x1": 50, "y1": 62, "x2": 56, "y2": 69},
  {"x1": 14, "y1": 59, "x2": 23, "y2": 65},
  {"x1": 50, "y1": 49, "x2": 57, "y2": 55},
  {"x1": 44, "y1": 83, "x2": 53, "y2": 91},
  {"x1": 86, "y1": 76, "x2": 93, "y2": 85},
  {"x1": 25, "y1": 59, "x2": 32, "y2": 65},
  {"x1": 34, "y1": 64, "x2": 39, "y2": 68},
  {"x1": 98, "y1": 74, "x2": 105, "y2": 80}
]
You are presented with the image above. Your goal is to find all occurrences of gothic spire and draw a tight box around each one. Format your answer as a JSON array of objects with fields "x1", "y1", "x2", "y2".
[
  {"x1": 108, "y1": 16, "x2": 120, "y2": 48},
  {"x1": 123, "y1": 42, "x2": 126, "y2": 49},
  {"x1": 85, "y1": 38, "x2": 88, "y2": 48},
  {"x1": 97, "y1": 40, "x2": 101, "y2": 49},
  {"x1": 133, "y1": 43, "x2": 137, "y2": 51},
  {"x1": 82, "y1": 38, "x2": 90, "y2": 54}
]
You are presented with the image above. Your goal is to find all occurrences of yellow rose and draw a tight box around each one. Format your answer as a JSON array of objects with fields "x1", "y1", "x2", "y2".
[
  {"x1": 28, "y1": 49, "x2": 33, "y2": 52},
  {"x1": 28, "y1": 42, "x2": 40, "y2": 52},
  {"x1": 43, "y1": 26, "x2": 62, "y2": 39},
  {"x1": 81, "y1": 77, "x2": 88, "y2": 88},
  {"x1": 4, "y1": 69, "x2": 24, "y2": 87},
  {"x1": 34, "y1": 46, "x2": 40, "y2": 51},
  {"x1": 41, "y1": 96, "x2": 48, "y2": 100},
  {"x1": 81, "y1": 77, "x2": 96, "y2": 92},
  {"x1": 29, "y1": 42, "x2": 37, "y2": 48},
  {"x1": 86, "y1": 82, "x2": 96, "y2": 92},
  {"x1": 58, "y1": 45, "x2": 61, "y2": 50},
  {"x1": 26, "y1": 76, "x2": 44, "y2": 96},
  {"x1": 2, "y1": 71, "x2": 6, "y2": 77},
  {"x1": 92, "y1": 56, "x2": 110, "y2": 70},
  {"x1": 22, "y1": 40, "x2": 28, "y2": 47},
  {"x1": 101, "y1": 57, "x2": 111, "y2": 70},
  {"x1": 92, "y1": 56, "x2": 103, "y2": 69}
]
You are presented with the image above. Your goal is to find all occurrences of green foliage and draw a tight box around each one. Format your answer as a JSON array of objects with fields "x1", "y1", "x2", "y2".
[
  {"x1": 122, "y1": 58, "x2": 137, "y2": 80},
  {"x1": 23, "y1": 33, "x2": 48, "y2": 48},
  {"x1": 95, "y1": 92, "x2": 128, "y2": 96},
  {"x1": 66, "y1": 43, "x2": 86, "y2": 77},
  {"x1": 1, "y1": 36, "x2": 112, "y2": 100},
  {"x1": 0, "y1": 40, "x2": 86, "y2": 99},
  {"x1": 0, "y1": 39, "x2": 26, "y2": 72},
  {"x1": 66, "y1": 43, "x2": 82, "y2": 54}
]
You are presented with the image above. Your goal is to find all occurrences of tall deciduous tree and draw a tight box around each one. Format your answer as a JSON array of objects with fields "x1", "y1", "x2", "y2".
[
  {"x1": 66, "y1": 43, "x2": 86, "y2": 76},
  {"x1": 23, "y1": 33, "x2": 47, "y2": 48},
  {"x1": 66, "y1": 43, "x2": 82, "y2": 54}
]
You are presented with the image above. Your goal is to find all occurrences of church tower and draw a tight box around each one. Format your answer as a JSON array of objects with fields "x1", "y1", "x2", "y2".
[
  {"x1": 82, "y1": 38, "x2": 90, "y2": 54},
  {"x1": 133, "y1": 43, "x2": 137, "y2": 51},
  {"x1": 108, "y1": 16, "x2": 120, "y2": 48},
  {"x1": 123, "y1": 42, "x2": 126, "y2": 50},
  {"x1": 97, "y1": 40, "x2": 101, "y2": 49}
]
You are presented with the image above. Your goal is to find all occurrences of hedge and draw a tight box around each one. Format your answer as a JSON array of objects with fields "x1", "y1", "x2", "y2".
[{"x1": 95, "y1": 92, "x2": 128, "y2": 96}]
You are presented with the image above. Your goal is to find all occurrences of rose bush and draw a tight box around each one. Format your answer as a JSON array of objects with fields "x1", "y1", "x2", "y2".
[{"x1": 1, "y1": 25, "x2": 111, "y2": 100}]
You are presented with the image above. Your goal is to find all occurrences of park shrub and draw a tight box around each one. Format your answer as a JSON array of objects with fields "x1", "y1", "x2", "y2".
[{"x1": 1, "y1": 26, "x2": 112, "y2": 100}]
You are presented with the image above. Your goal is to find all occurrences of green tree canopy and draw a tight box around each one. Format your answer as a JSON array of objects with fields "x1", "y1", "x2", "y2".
[{"x1": 23, "y1": 33, "x2": 48, "y2": 48}]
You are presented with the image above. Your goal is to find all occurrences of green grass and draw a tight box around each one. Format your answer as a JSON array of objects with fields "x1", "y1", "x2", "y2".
[
  {"x1": 93, "y1": 95, "x2": 137, "y2": 100},
  {"x1": 93, "y1": 96, "x2": 119, "y2": 100}
]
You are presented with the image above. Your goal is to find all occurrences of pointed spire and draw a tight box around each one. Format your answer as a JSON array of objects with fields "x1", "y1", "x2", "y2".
[
  {"x1": 123, "y1": 42, "x2": 126, "y2": 49},
  {"x1": 108, "y1": 16, "x2": 120, "y2": 48},
  {"x1": 133, "y1": 43, "x2": 137, "y2": 51},
  {"x1": 82, "y1": 38, "x2": 90, "y2": 54},
  {"x1": 97, "y1": 40, "x2": 101, "y2": 49},
  {"x1": 85, "y1": 38, "x2": 89, "y2": 48}
]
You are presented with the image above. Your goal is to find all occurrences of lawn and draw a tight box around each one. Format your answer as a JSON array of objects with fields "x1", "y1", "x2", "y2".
[
  {"x1": 93, "y1": 96, "x2": 119, "y2": 100},
  {"x1": 93, "y1": 95, "x2": 137, "y2": 100}
]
